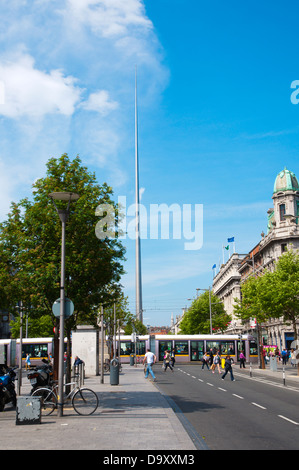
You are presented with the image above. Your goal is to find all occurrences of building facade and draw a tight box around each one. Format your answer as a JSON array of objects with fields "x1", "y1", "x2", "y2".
[{"x1": 212, "y1": 168, "x2": 299, "y2": 350}]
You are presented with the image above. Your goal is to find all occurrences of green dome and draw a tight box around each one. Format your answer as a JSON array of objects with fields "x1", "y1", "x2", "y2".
[{"x1": 273, "y1": 168, "x2": 299, "y2": 193}]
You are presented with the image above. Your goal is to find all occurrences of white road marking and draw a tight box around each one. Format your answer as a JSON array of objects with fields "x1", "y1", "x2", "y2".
[
  {"x1": 252, "y1": 402, "x2": 266, "y2": 410},
  {"x1": 278, "y1": 415, "x2": 299, "y2": 425},
  {"x1": 233, "y1": 394, "x2": 244, "y2": 399}
]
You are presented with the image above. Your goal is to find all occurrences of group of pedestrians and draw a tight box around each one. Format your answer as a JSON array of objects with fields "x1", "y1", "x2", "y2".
[
  {"x1": 142, "y1": 348, "x2": 177, "y2": 381},
  {"x1": 201, "y1": 349, "x2": 247, "y2": 381},
  {"x1": 142, "y1": 347, "x2": 248, "y2": 382}
]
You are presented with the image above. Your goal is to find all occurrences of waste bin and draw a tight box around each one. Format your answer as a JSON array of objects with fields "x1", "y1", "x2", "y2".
[
  {"x1": 130, "y1": 354, "x2": 135, "y2": 366},
  {"x1": 110, "y1": 358, "x2": 119, "y2": 385},
  {"x1": 221, "y1": 358, "x2": 225, "y2": 369}
]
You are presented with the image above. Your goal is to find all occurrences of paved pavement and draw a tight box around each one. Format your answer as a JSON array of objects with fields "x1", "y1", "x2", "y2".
[
  {"x1": 1, "y1": 361, "x2": 298, "y2": 452},
  {"x1": 0, "y1": 364, "x2": 201, "y2": 451}
]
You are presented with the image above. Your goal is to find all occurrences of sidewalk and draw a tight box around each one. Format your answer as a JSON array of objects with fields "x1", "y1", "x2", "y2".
[
  {"x1": 0, "y1": 364, "x2": 201, "y2": 451},
  {"x1": 235, "y1": 361, "x2": 299, "y2": 384}
]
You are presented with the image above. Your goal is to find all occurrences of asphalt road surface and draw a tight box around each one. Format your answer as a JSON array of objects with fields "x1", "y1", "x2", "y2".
[{"x1": 154, "y1": 364, "x2": 299, "y2": 450}]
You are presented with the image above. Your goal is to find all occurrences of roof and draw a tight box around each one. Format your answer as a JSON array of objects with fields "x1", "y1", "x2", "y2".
[{"x1": 273, "y1": 167, "x2": 299, "y2": 193}]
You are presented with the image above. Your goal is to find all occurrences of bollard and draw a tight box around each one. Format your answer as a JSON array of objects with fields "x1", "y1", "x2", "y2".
[
  {"x1": 283, "y1": 366, "x2": 286, "y2": 386},
  {"x1": 250, "y1": 361, "x2": 252, "y2": 378},
  {"x1": 110, "y1": 358, "x2": 119, "y2": 385}
]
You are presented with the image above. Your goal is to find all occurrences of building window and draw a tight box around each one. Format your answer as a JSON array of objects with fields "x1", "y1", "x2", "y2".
[
  {"x1": 279, "y1": 204, "x2": 286, "y2": 221},
  {"x1": 281, "y1": 243, "x2": 287, "y2": 253}
]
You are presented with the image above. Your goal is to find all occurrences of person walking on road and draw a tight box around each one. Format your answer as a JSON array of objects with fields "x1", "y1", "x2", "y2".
[
  {"x1": 212, "y1": 352, "x2": 221, "y2": 374},
  {"x1": 143, "y1": 349, "x2": 157, "y2": 381},
  {"x1": 202, "y1": 352, "x2": 210, "y2": 370},
  {"x1": 163, "y1": 350, "x2": 174, "y2": 372},
  {"x1": 221, "y1": 355, "x2": 235, "y2": 381},
  {"x1": 239, "y1": 351, "x2": 246, "y2": 368},
  {"x1": 170, "y1": 349, "x2": 176, "y2": 368}
]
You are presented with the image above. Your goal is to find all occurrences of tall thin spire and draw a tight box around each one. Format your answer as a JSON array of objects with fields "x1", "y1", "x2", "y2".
[{"x1": 135, "y1": 66, "x2": 143, "y2": 323}]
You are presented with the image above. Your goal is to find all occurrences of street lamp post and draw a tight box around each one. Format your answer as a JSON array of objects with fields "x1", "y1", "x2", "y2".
[{"x1": 49, "y1": 191, "x2": 79, "y2": 417}]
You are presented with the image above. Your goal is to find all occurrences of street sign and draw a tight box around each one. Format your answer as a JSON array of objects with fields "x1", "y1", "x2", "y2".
[{"x1": 52, "y1": 298, "x2": 74, "y2": 318}]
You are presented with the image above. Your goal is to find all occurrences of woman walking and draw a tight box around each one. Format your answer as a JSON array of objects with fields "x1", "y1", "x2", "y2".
[
  {"x1": 163, "y1": 350, "x2": 174, "y2": 372},
  {"x1": 239, "y1": 351, "x2": 246, "y2": 368}
]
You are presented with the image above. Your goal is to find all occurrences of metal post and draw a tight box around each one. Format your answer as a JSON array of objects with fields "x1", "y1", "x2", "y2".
[
  {"x1": 250, "y1": 361, "x2": 252, "y2": 378},
  {"x1": 135, "y1": 66, "x2": 143, "y2": 323},
  {"x1": 283, "y1": 365, "x2": 286, "y2": 386},
  {"x1": 17, "y1": 301, "x2": 23, "y2": 396},
  {"x1": 57, "y1": 210, "x2": 67, "y2": 417},
  {"x1": 101, "y1": 306, "x2": 104, "y2": 384},
  {"x1": 113, "y1": 303, "x2": 116, "y2": 359},
  {"x1": 208, "y1": 287, "x2": 212, "y2": 334}
]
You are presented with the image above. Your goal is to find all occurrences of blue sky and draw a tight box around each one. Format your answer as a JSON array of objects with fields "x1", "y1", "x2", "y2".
[{"x1": 0, "y1": 1, "x2": 299, "y2": 326}]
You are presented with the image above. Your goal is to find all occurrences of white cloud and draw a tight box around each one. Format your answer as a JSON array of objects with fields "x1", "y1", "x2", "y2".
[
  {"x1": 81, "y1": 90, "x2": 118, "y2": 115},
  {"x1": 0, "y1": 52, "x2": 82, "y2": 118},
  {"x1": 63, "y1": 0, "x2": 152, "y2": 38}
]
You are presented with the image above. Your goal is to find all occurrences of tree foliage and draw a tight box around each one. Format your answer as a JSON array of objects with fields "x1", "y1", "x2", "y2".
[
  {"x1": 234, "y1": 249, "x2": 299, "y2": 341},
  {"x1": 179, "y1": 291, "x2": 231, "y2": 334},
  {"x1": 0, "y1": 154, "x2": 126, "y2": 337}
]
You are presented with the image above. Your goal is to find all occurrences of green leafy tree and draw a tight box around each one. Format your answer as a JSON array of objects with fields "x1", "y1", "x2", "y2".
[
  {"x1": 179, "y1": 291, "x2": 231, "y2": 334},
  {"x1": 0, "y1": 154, "x2": 126, "y2": 375},
  {"x1": 123, "y1": 314, "x2": 148, "y2": 335},
  {"x1": 234, "y1": 248, "x2": 299, "y2": 373}
]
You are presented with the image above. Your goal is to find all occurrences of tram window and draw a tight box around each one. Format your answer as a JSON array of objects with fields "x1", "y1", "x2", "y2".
[
  {"x1": 135, "y1": 341, "x2": 146, "y2": 355},
  {"x1": 22, "y1": 343, "x2": 48, "y2": 358},
  {"x1": 191, "y1": 341, "x2": 204, "y2": 361},
  {"x1": 249, "y1": 341, "x2": 258, "y2": 355},
  {"x1": 206, "y1": 341, "x2": 221, "y2": 354},
  {"x1": 159, "y1": 341, "x2": 172, "y2": 361},
  {"x1": 174, "y1": 341, "x2": 188, "y2": 355},
  {"x1": 220, "y1": 342, "x2": 235, "y2": 355},
  {"x1": 120, "y1": 341, "x2": 134, "y2": 356}
]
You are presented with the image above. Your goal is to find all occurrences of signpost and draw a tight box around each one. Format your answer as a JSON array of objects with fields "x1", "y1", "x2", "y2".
[{"x1": 52, "y1": 298, "x2": 74, "y2": 319}]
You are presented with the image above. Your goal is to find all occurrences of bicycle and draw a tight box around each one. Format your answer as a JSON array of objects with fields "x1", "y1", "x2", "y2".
[
  {"x1": 103, "y1": 358, "x2": 122, "y2": 373},
  {"x1": 32, "y1": 379, "x2": 98, "y2": 416}
]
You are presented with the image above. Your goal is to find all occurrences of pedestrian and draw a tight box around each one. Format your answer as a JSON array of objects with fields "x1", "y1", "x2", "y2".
[
  {"x1": 201, "y1": 352, "x2": 210, "y2": 370},
  {"x1": 170, "y1": 349, "x2": 176, "y2": 368},
  {"x1": 209, "y1": 349, "x2": 214, "y2": 367},
  {"x1": 281, "y1": 349, "x2": 288, "y2": 366},
  {"x1": 163, "y1": 350, "x2": 174, "y2": 372},
  {"x1": 25, "y1": 353, "x2": 31, "y2": 371},
  {"x1": 143, "y1": 349, "x2": 157, "y2": 381},
  {"x1": 74, "y1": 355, "x2": 84, "y2": 366},
  {"x1": 221, "y1": 355, "x2": 235, "y2": 381},
  {"x1": 275, "y1": 348, "x2": 280, "y2": 363},
  {"x1": 212, "y1": 351, "x2": 221, "y2": 374},
  {"x1": 48, "y1": 352, "x2": 53, "y2": 365},
  {"x1": 291, "y1": 349, "x2": 296, "y2": 367},
  {"x1": 239, "y1": 351, "x2": 246, "y2": 368}
]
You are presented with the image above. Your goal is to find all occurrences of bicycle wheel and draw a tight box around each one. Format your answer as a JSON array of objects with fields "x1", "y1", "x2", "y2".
[
  {"x1": 72, "y1": 388, "x2": 98, "y2": 415},
  {"x1": 32, "y1": 387, "x2": 57, "y2": 416}
]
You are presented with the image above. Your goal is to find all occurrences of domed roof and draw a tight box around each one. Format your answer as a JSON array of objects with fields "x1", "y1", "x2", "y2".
[{"x1": 273, "y1": 168, "x2": 299, "y2": 193}]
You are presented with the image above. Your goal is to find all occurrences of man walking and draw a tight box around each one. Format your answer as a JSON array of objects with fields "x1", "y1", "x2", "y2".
[{"x1": 143, "y1": 349, "x2": 157, "y2": 382}]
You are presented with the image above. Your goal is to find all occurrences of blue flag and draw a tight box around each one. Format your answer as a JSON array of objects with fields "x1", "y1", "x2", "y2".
[
  {"x1": 227, "y1": 237, "x2": 234, "y2": 243},
  {"x1": 212, "y1": 264, "x2": 216, "y2": 269}
]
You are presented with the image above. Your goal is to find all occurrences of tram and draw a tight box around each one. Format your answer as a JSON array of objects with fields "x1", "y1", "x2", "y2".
[
  {"x1": 117, "y1": 334, "x2": 258, "y2": 364},
  {"x1": 0, "y1": 337, "x2": 67, "y2": 368},
  {"x1": 0, "y1": 333, "x2": 258, "y2": 368}
]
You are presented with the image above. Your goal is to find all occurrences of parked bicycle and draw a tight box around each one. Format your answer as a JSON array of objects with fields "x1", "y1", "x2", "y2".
[
  {"x1": 103, "y1": 358, "x2": 122, "y2": 373},
  {"x1": 32, "y1": 378, "x2": 98, "y2": 416}
]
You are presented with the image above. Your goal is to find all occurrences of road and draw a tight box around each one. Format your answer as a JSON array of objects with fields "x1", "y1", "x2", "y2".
[{"x1": 154, "y1": 364, "x2": 299, "y2": 450}]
